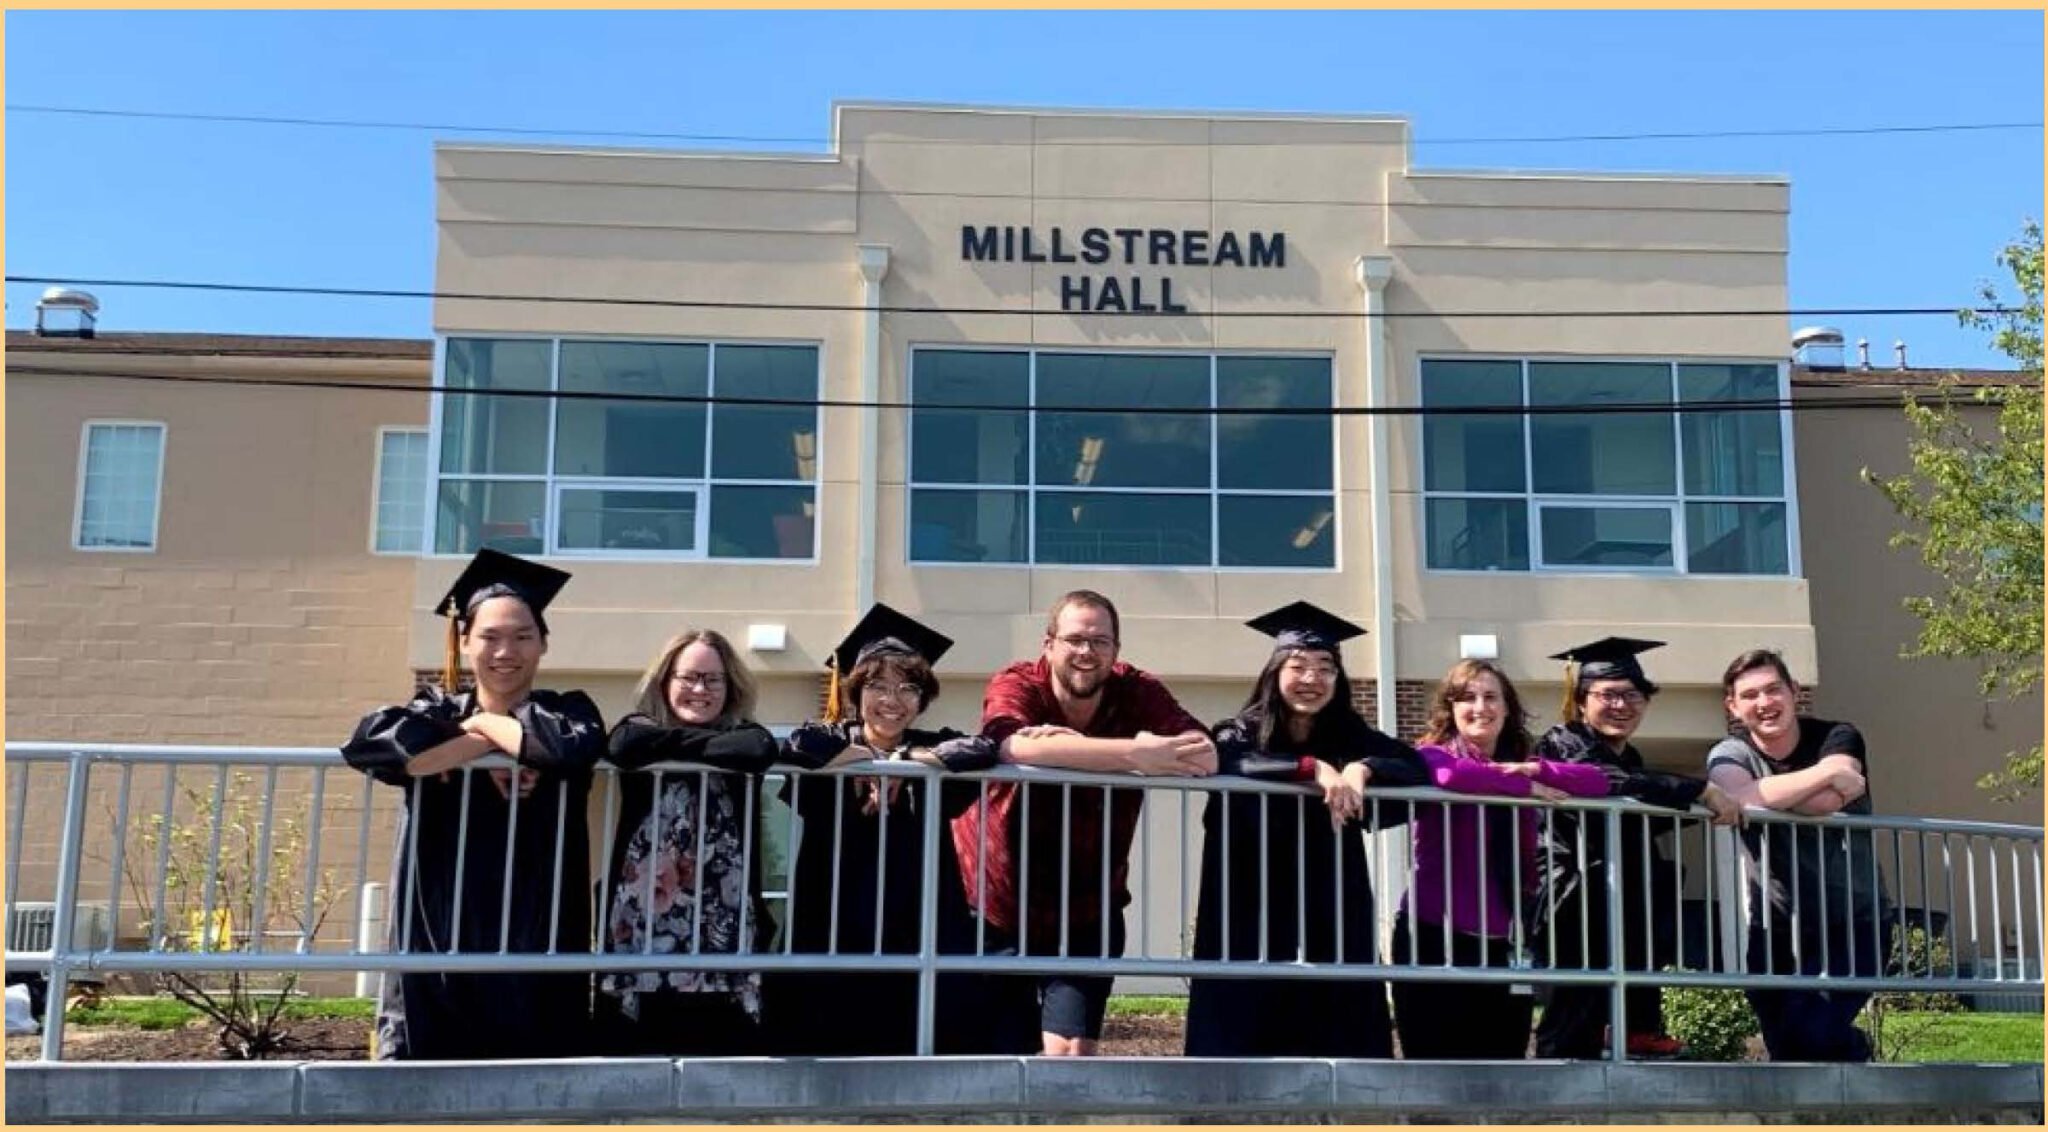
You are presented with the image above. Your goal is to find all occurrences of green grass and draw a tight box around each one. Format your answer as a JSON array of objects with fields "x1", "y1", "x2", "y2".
[
  {"x1": 1885, "y1": 1012, "x2": 2043, "y2": 1063},
  {"x1": 1105, "y1": 994, "x2": 1188, "y2": 1018},
  {"x1": 66, "y1": 996, "x2": 374, "y2": 1030}
]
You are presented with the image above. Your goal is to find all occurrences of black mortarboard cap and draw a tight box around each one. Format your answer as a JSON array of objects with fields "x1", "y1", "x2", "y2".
[
  {"x1": 438, "y1": 548, "x2": 571, "y2": 626},
  {"x1": 831, "y1": 603, "x2": 954, "y2": 673},
  {"x1": 823, "y1": 603, "x2": 952, "y2": 723},
  {"x1": 1548, "y1": 636, "x2": 1665, "y2": 684},
  {"x1": 1245, "y1": 601, "x2": 1367, "y2": 653}
]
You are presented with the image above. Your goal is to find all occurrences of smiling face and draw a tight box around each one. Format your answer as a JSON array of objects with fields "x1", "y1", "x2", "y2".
[
  {"x1": 1726, "y1": 666, "x2": 1799, "y2": 753},
  {"x1": 462, "y1": 596, "x2": 545, "y2": 701},
  {"x1": 1276, "y1": 649, "x2": 1339, "y2": 719},
  {"x1": 666, "y1": 641, "x2": 730, "y2": 725},
  {"x1": 1451, "y1": 669, "x2": 1509, "y2": 754},
  {"x1": 1581, "y1": 677, "x2": 1649, "y2": 744},
  {"x1": 854, "y1": 656, "x2": 927, "y2": 748},
  {"x1": 1044, "y1": 600, "x2": 1119, "y2": 702}
]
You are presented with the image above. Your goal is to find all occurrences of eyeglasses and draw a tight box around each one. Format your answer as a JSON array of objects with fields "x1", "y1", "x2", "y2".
[
  {"x1": 670, "y1": 672, "x2": 727, "y2": 691},
  {"x1": 862, "y1": 683, "x2": 924, "y2": 703},
  {"x1": 1282, "y1": 663, "x2": 1337, "y2": 682},
  {"x1": 1053, "y1": 634, "x2": 1117, "y2": 653},
  {"x1": 1591, "y1": 690, "x2": 1647, "y2": 708}
]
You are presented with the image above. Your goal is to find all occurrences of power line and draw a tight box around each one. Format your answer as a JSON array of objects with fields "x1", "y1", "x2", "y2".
[
  {"x1": 10, "y1": 103, "x2": 2041, "y2": 148},
  {"x1": 5, "y1": 275, "x2": 2015, "y2": 321},
  {"x1": 9, "y1": 362, "x2": 2010, "y2": 417}
]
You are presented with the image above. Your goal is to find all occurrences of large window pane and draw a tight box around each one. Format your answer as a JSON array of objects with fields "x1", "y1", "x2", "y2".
[
  {"x1": 711, "y1": 345, "x2": 819, "y2": 481},
  {"x1": 557, "y1": 488, "x2": 698, "y2": 553},
  {"x1": 912, "y1": 350, "x2": 1029, "y2": 485},
  {"x1": 709, "y1": 484, "x2": 814, "y2": 559},
  {"x1": 1425, "y1": 497, "x2": 1528, "y2": 571},
  {"x1": 1530, "y1": 362, "x2": 1674, "y2": 495},
  {"x1": 435, "y1": 480, "x2": 547, "y2": 555},
  {"x1": 1539, "y1": 506, "x2": 1673, "y2": 568},
  {"x1": 1219, "y1": 494, "x2": 1335, "y2": 568},
  {"x1": 1687, "y1": 502, "x2": 1789, "y2": 575},
  {"x1": 910, "y1": 489, "x2": 1027, "y2": 563},
  {"x1": 374, "y1": 429, "x2": 429, "y2": 554},
  {"x1": 1680, "y1": 364, "x2": 1784, "y2": 498},
  {"x1": 556, "y1": 341, "x2": 707, "y2": 478},
  {"x1": 1036, "y1": 354, "x2": 1210, "y2": 489},
  {"x1": 440, "y1": 339, "x2": 551, "y2": 476},
  {"x1": 1217, "y1": 357, "x2": 1332, "y2": 490},
  {"x1": 1034, "y1": 491, "x2": 1210, "y2": 566},
  {"x1": 1422, "y1": 360, "x2": 1525, "y2": 493}
]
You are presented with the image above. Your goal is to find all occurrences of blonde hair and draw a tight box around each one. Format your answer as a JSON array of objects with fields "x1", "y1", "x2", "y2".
[{"x1": 632, "y1": 629, "x2": 758, "y2": 727}]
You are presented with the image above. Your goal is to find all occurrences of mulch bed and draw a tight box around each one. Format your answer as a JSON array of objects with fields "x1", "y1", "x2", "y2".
[{"x1": 7, "y1": 1014, "x2": 1190, "y2": 1061}]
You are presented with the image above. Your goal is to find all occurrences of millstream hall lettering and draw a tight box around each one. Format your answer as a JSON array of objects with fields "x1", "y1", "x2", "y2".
[{"x1": 960, "y1": 225, "x2": 1287, "y2": 313}]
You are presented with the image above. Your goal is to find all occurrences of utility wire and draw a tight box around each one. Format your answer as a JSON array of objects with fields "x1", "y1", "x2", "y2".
[
  {"x1": 6, "y1": 275, "x2": 2017, "y2": 321},
  {"x1": 8, "y1": 363, "x2": 2018, "y2": 416},
  {"x1": 10, "y1": 103, "x2": 2041, "y2": 148}
]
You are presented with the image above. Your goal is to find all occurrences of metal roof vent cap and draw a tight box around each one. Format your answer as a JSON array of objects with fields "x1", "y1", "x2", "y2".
[
  {"x1": 34, "y1": 288, "x2": 99, "y2": 339},
  {"x1": 1791, "y1": 325, "x2": 1845, "y2": 371}
]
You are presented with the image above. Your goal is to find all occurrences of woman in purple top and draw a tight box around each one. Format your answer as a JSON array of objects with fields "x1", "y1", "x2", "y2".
[{"x1": 1390, "y1": 659, "x2": 1608, "y2": 1060}]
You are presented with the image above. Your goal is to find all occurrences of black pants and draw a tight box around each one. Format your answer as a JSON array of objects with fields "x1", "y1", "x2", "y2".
[
  {"x1": 981, "y1": 913, "x2": 1128, "y2": 1044},
  {"x1": 593, "y1": 990, "x2": 759, "y2": 1057},
  {"x1": 1745, "y1": 918, "x2": 1893, "y2": 1062},
  {"x1": 1532, "y1": 884, "x2": 1670, "y2": 1058},
  {"x1": 1390, "y1": 913, "x2": 1532, "y2": 1060}
]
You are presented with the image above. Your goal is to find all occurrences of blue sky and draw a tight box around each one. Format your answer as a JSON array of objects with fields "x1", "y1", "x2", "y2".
[{"x1": 7, "y1": 9, "x2": 2041, "y2": 367}]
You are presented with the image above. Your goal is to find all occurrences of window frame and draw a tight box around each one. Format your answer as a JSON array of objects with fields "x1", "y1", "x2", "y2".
[
  {"x1": 904, "y1": 343, "x2": 1342, "y2": 573},
  {"x1": 1419, "y1": 353, "x2": 1802, "y2": 579},
  {"x1": 370, "y1": 426, "x2": 430, "y2": 556},
  {"x1": 72, "y1": 419, "x2": 167, "y2": 554},
  {"x1": 427, "y1": 333, "x2": 824, "y2": 565}
]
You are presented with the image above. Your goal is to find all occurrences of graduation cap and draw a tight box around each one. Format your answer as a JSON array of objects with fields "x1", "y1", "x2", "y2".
[
  {"x1": 1245, "y1": 601, "x2": 1367, "y2": 653},
  {"x1": 1549, "y1": 636, "x2": 1664, "y2": 723},
  {"x1": 436, "y1": 549, "x2": 570, "y2": 690},
  {"x1": 823, "y1": 603, "x2": 953, "y2": 723}
]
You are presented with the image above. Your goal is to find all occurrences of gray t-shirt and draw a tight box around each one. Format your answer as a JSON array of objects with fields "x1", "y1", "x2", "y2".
[{"x1": 1707, "y1": 718, "x2": 1892, "y2": 935}]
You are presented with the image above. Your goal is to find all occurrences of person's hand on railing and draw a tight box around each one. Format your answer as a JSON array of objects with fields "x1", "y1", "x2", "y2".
[
  {"x1": 1699, "y1": 782, "x2": 1744, "y2": 827},
  {"x1": 1341, "y1": 759, "x2": 1371, "y2": 794},
  {"x1": 1127, "y1": 730, "x2": 1216, "y2": 777},
  {"x1": 489, "y1": 766, "x2": 539, "y2": 800},
  {"x1": 1497, "y1": 760, "x2": 1543, "y2": 778},
  {"x1": 1315, "y1": 760, "x2": 1362, "y2": 829},
  {"x1": 1527, "y1": 781, "x2": 1568, "y2": 802}
]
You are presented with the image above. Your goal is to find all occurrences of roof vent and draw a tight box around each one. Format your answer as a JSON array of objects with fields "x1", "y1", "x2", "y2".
[
  {"x1": 1791, "y1": 325, "x2": 1845, "y2": 371},
  {"x1": 34, "y1": 288, "x2": 99, "y2": 339}
]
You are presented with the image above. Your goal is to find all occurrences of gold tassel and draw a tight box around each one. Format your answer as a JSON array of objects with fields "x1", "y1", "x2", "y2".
[
  {"x1": 823, "y1": 659, "x2": 843, "y2": 724},
  {"x1": 442, "y1": 612, "x2": 461, "y2": 693},
  {"x1": 1559, "y1": 661, "x2": 1580, "y2": 724}
]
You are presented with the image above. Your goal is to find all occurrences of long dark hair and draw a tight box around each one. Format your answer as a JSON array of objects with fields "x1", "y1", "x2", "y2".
[{"x1": 1238, "y1": 646, "x2": 1363, "y2": 750}]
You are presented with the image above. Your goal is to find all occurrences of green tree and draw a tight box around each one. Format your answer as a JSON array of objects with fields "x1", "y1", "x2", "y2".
[{"x1": 1865, "y1": 223, "x2": 2044, "y2": 799}]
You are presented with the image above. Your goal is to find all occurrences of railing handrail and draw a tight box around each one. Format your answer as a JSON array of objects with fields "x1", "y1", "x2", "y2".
[{"x1": 7, "y1": 740, "x2": 2043, "y2": 839}]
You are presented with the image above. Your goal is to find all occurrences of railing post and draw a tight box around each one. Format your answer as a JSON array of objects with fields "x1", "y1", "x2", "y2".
[
  {"x1": 914, "y1": 766, "x2": 942, "y2": 1056},
  {"x1": 1712, "y1": 823, "x2": 1748, "y2": 973},
  {"x1": 39, "y1": 752, "x2": 94, "y2": 1061},
  {"x1": 1604, "y1": 805, "x2": 1627, "y2": 1064}
]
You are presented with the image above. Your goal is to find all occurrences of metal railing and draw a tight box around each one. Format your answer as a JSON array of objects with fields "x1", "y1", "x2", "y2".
[{"x1": 5, "y1": 741, "x2": 2041, "y2": 1062}]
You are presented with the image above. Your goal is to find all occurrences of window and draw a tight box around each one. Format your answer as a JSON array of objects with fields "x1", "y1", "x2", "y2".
[
  {"x1": 372, "y1": 428, "x2": 429, "y2": 554},
  {"x1": 432, "y1": 338, "x2": 820, "y2": 560},
  {"x1": 1421, "y1": 358, "x2": 1794, "y2": 575},
  {"x1": 74, "y1": 422, "x2": 166, "y2": 552},
  {"x1": 909, "y1": 349, "x2": 1336, "y2": 568}
]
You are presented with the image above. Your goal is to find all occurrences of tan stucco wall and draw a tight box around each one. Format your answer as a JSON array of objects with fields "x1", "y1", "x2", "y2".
[{"x1": 430, "y1": 103, "x2": 1811, "y2": 706}]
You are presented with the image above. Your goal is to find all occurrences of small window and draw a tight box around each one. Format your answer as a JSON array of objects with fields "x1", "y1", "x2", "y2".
[
  {"x1": 372, "y1": 429, "x2": 429, "y2": 554},
  {"x1": 75, "y1": 422, "x2": 166, "y2": 552}
]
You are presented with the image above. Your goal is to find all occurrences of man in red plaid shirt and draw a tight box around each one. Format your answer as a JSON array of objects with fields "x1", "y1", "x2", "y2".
[{"x1": 952, "y1": 590, "x2": 1215, "y2": 1055}]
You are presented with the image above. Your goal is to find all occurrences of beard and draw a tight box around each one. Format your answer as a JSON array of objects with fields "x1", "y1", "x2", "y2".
[{"x1": 1054, "y1": 664, "x2": 1107, "y2": 701}]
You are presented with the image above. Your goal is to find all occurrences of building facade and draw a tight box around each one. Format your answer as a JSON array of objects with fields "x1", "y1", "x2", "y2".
[{"x1": 7, "y1": 103, "x2": 2037, "y2": 960}]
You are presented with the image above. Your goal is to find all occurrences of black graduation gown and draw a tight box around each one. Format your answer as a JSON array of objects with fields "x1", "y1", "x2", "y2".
[
  {"x1": 1530, "y1": 721, "x2": 1705, "y2": 1055},
  {"x1": 341, "y1": 687, "x2": 605, "y2": 1060},
  {"x1": 1184, "y1": 709, "x2": 1427, "y2": 1058},
  {"x1": 759, "y1": 722, "x2": 1030, "y2": 1055}
]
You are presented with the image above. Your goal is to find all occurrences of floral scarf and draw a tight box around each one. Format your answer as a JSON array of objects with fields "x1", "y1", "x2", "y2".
[{"x1": 600, "y1": 772, "x2": 760, "y2": 1019}]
